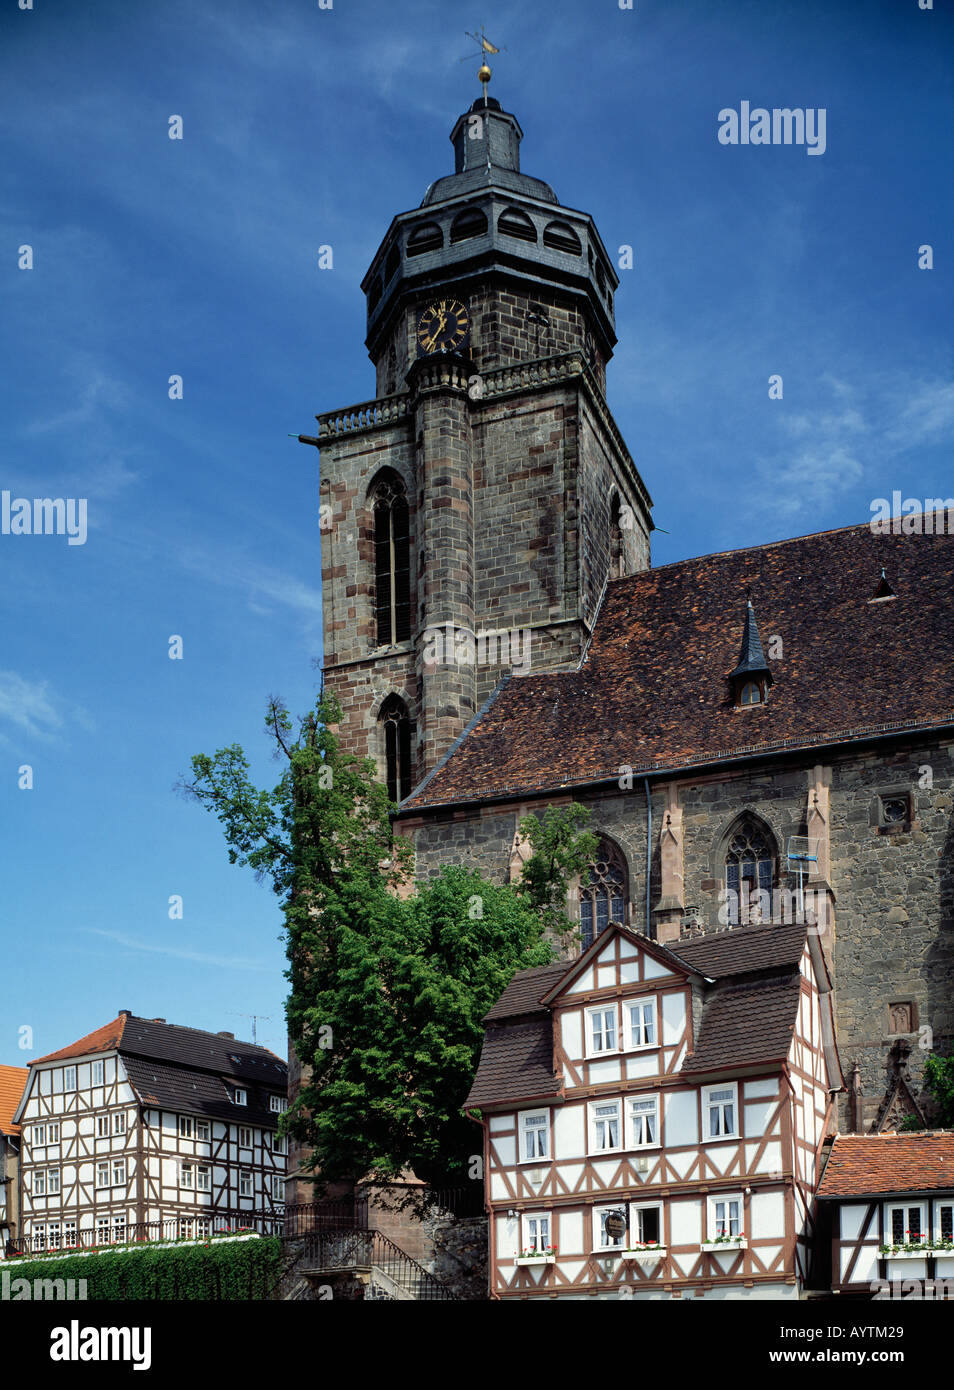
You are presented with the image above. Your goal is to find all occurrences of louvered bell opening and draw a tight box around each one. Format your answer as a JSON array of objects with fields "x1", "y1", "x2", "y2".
[
  {"x1": 450, "y1": 208, "x2": 488, "y2": 244},
  {"x1": 542, "y1": 220, "x2": 582, "y2": 255},
  {"x1": 374, "y1": 502, "x2": 393, "y2": 645},
  {"x1": 497, "y1": 208, "x2": 537, "y2": 243},
  {"x1": 392, "y1": 496, "x2": 411, "y2": 643},
  {"x1": 406, "y1": 222, "x2": 443, "y2": 257}
]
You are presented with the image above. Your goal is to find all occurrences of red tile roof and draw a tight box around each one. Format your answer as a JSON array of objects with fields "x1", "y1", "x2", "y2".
[
  {"x1": 404, "y1": 521, "x2": 954, "y2": 809},
  {"x1": 0, "y1": 1065, "x2": 29, "y2": 1136},
  {"x1": 818, "y1": 1132, "x2": 954, "y2": 1198},
  {"x1": 32, "y1": 1016, "x2": 127, "y2": 1064}
]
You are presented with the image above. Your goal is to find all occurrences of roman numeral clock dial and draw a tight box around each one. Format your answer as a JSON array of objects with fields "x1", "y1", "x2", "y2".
[{"x1": 416, "y1": 298, "x2": 470, "y2": 355}]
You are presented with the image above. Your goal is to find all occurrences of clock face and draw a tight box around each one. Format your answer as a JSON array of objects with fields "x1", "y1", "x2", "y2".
[{"x1": 417, "y1": 298, "x2": 470, "y2": 355}]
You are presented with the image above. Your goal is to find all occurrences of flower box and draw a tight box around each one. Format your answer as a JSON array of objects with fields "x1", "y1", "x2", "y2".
[
  {"x1": 701, "y1": 1238, "x2": 747, "y2": 1253},
  {"x1": 516, "y1": 1254, "x2": 556, "y2": 1266},
  {"x1": 880, "y1": 1247, "x2": 935, "y2": 1259},
  {"x1": 620, "y1": 1246, "x2": 667, "y2": 1261}
]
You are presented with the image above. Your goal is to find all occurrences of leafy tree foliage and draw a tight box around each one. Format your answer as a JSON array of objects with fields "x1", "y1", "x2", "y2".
[
  {"x1": 182, "y1": 692, "x2": 597, "y2": 1192},
  {"x1": 923, "y1": 1052, "x2": 954, "y2": 1126}
]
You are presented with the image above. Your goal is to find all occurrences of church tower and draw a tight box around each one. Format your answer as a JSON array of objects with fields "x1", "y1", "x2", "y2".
[{"x1": 303, "y1": 77, "x2": 653, "y2": 793}]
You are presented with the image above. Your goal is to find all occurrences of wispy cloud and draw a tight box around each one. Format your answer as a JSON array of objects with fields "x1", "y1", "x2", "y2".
[
  {"x1": 0, "y1": 670, "x2": 85, "y2": 744},
  {"x1": 85, "y1": 928, "x2": 268, "y2": 972}
]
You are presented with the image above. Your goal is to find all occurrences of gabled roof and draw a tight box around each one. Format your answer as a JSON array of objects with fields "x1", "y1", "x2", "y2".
[
  {"x1": 464, "y1": 1021, "x2": 560, "y2": 1110},
  {"x1": 33, "y1": 1016, "x2": 127, "y2": 1065},
  {"x1": 122, "y1": 1056, "x2": 281, "y2": 1130},
  {"x1": 483, "y1": 961, "x2": 569, "y2": 1022},
  {"x1": 817, "y1": 1132, "x2": 954, "y2": 1198},
  {"x1": 680, "y1": 972, "x2": 803, "y2": 1075},
  {"x1": 0, "y1": 1066, "x2": 29, "y2": 1137},
  {"x1": 403, "y1": 521, "x2": 954, "y2": 809},
  {"x1": 669, "y1": 923, "x2": 806, "y2": 978}
]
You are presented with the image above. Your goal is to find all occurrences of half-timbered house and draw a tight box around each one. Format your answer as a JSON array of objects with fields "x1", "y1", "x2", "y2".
[
  {"x1": 0, "y1": 1064, "x2": 28, "y2": 1252},
  {"x1": 466, "y1": 920, "x2": 842, "y2": 1299},
  {"x1": 817, "y1": 1131, "x2": 954, "y2": 1296},
  {"x1": 10, "y1": 1011, "x2": 289, "y2": 1254}
]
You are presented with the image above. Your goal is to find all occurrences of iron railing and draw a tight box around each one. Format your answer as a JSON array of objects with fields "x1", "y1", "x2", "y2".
[
  {"x1": 282, "y1": 1197, "x2": 368, "y2": 1236},
  {"x1": 300, "y1": 1226, "x2": 453, "y2": 1301},
  {"x1": 7, "y1": 1208, "x2": 284, "y2": 1259}
]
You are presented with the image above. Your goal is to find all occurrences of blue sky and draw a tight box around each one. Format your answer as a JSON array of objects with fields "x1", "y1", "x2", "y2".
[{"x1": 1, "y1": 0, "x2": 951, "y2": 1066}]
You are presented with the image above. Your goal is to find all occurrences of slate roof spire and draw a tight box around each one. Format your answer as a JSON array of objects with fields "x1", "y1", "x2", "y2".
[{"x1": 730, "y1": 599, "x2": 772, "y2": 681}]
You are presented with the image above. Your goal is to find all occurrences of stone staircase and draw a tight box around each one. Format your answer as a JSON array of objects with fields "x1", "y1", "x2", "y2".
[{"x1": 293, "y1": 1227, "x2": 453, "y2": 1301}]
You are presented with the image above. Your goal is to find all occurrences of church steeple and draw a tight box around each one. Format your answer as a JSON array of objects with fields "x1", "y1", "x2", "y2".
[{"x1": 729, "y1": 600, "x2": 773, "y2": 706}]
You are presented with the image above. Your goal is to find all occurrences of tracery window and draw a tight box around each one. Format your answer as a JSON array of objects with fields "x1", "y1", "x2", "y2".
[
  {"x1": 380, "y1": 695, "x2": 413, "y2": 805},
  {"x1": 724, "y1": 818, "x2": 775, "y2": 925},
  {"x1": 372, "y1": 474, "x2": 411, "y2": 645},
  {"x1": 579, "y1": 838, "x2": 628, "y2": 951}
]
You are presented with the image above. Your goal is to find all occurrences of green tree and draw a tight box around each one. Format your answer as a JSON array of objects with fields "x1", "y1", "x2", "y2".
[
  {"x1": 923, "y1": 1052, "x2": 954, "y2": 1126},
  {"x1": 182, "y1": 693, "x2": 597, "y2": 1193}
]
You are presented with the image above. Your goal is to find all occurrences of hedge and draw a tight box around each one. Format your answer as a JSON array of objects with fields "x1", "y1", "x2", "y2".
[{"x1": 4, "y1": 1235, "x2": 282, "y2": 1300}]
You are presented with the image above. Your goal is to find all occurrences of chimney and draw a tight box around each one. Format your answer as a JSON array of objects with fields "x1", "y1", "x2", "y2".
[
  {"x1": 118, "y1": 1009, "x2": 132, "y2": 1018},
  {"x1": 217, "y1": 1031, "x2": 235, "y2": 1040},
  {"x1": 152, "y1": 1018, "x2": 166, "y2": 1024}
]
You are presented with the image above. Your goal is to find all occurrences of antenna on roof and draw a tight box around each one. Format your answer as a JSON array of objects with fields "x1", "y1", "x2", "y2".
[
  {"x1": 786, "y1": 837, "x2": 819, "y2": 921},
  {"x1": 227, "y1": 1013, "x2": 272, "y2": 1046}
]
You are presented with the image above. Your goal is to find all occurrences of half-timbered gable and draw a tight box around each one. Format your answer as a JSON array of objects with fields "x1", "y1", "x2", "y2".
[
  {"x1": 467, "y1": 922, "x2": 842, "y2": 1299},
  {"x1": 11, "y1": 1011, "x2": 289, "y2": 1254},
  {"x1": 818, "y1": 1132, "x2": 954, "y2": 1296}
]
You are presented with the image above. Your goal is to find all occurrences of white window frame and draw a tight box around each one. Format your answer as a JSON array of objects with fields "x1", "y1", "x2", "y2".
[
  {"x1": 626, "y1": 997, "x2": 657, "y2": 1049},
  {"x1": 272, "y1": 1176, "x2": 286, "y2": 1202},
  {"x1": 195, "y1": 1119, "x2": 210, "y2": 1141},
  {"x1": 238, "y1": 1126, "x2": 252, "y2": 1148},
  {"x1": 233, "y1": 1088, "x2": 248, "y2": 1107},
  {"x1": 63, "y1": 1220, "x2": 78, "y2": 1249},
  {"x1": 935, "y1": 1201, "x2": 954, "y2": 1244},
  {"x1": 239, "y1": 1170, "x2": 253, "y2": 1198},
  {"x1": 272, "y1": 1133, "x2": 287, "y2": 1155},
  {"x1": 32, "y1": 1124, "x2": 46, "y2": 1147},
  {"x1": 626, "y1": 1094, "x2": 660, "y2": 1148},
  {"x1": 703, "y1": 1082, "x2": 739, "y2": 1139},
  {"x1": 195, "y1": 1165, "x2": 211, "y2": 1193},
  {"x1": 33, "y1": 1170, "x2": 46, "y2": 1196},
  {"x1": 47, "y1": 1221, "x2": 61, "y2": 1249},
  {"x1": 111, "y1": 1158, "x2": 126, "y2": 1187},
  {"x1": 47, "y1": 1167, "x2": 61, "y2": 1195},
  {"x1": 63, "y1": 1066, "x2": 76, "y2": 1092},
  {"x1": 707, "y1": 1192, "x2": 744, "y2": 1241},
  {"x1": 178, "y1": 1115, "x2": 194, "y2": 1139},
  {"x1": 96, "y1": 1116, "x2": 110, "y2": 1139},
  {"x1": 593, "y1": 1203, "x2": 628, "y2": 1250},
  {"x1": 180, "y1": 1163, "x2": 194, "y2": 1190},
  {"x1": 113, "y1": 1217, "x2": 127, "y2": 1243},
  {"x1": 269, "y1": 1095, "x2": 288, "y2": 1113},
  {"x1": 95, "y1": 1161, "x2": 110, "y2": 1189},
  {"x1": 588, "y1": 1098, "x2": 622, "y2": 1154},
  {"x1": 92, "y1": 1060, "x2": 104, "y2": 1086},
  {"x1": 112, "y1": 1111, "x2": 127, "y2": 1136},
  {"x1": 629, "y1": 1201, "x2": 664, "y2": 1248},
  {"x1": 95, "y1": 1216, "x2": 111, "y2": 1243},
  {"x1": 520, "y1": 1211, "x2": 552, "y2": 1255},
  {"x1": 586, "y1": 1004, "x2": 618, "y2": 1056},
  {"x1": 518, "y1": 1109, "x2": 550, "y2": 1163},
  {"x1": 886, "y1": 1201, "x2": 928, "y2": 1245},
  {"x1": 48, "y1": 1121, "x2": 60, "y2": 1143}
]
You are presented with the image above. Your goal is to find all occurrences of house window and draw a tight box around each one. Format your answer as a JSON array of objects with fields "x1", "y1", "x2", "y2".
[
  {"x1": 196, "y1": 1217, "x2": 212, "y2": 1239},
  {"x1": 594, "y1": 1205, "x2": 628, "y2": 1249},
  {"x1": 196, "y1": 1119, "x2": 210, "y2": 1141},
  {"x1": 627, "y1": 999, "x2": 656, "y2": 1048},
  {"x1": 96, "y1": 1216, "x2": 111, "y2": 1244},
  {"x1": 180, "y1": 1163, "x2": 194, "y2": 1189},
  {"x1": 113, "y1": 1217, "x2": 127, "y2": 1244},
  {"x1": 519, "y1": 1110, "x2": 549, "y2": 1162},
  {"x1": 888, "y1": 1204, "x2": 926, "y2": 1244},
  {"x1": 239, "y1": 1171, "x2": 253, "y2": 1198},
  {"x1": 47, "y1": 1168, "x2": 61, "y2": 1195},
  {"x1": 238, "y1": 1126, "x2": 252, "y2": 1148},
  {"x1": 63, "y1": 1067, "x2": 76, "y2": 1091},
  {"x1": 63, "y1": 1221, "x2": 78, "y2": 1249},
  {"x1": 92, "y1": 1060, "x2": 104, "y2": 1086},
  {"x1": 380, "y1": 695, "x2": 413, "y2": 804},
  {"x1": 233, "y1": 1089, "x2": 247, "y2": 1107},
  {"x1": 32, "y1": 1125, "x2": 46, "y2": 1147},
  {"x1": 627, "y1": 1096, "x2": 659, "y2": 1148},
  {"x1": 96, "y1": 1161, "x2": 110, "y2": 1189},
  {"x1": 269, "y1": 1095, "x2": 288, "y2": 1114},
  {"x1": 739, "y1": 681, "x2": 762, "y2": 706},
  {"x1": 709, "y1": 1194, "x2": 743, "y2": 1240},
  {"x1": 587, "y1": 1005, "x2": 617, "y2": 1055},
  {"x1": 48, "y1": 1122, "x2": 60, "y2": 1143},
  {"x1": 196, "y1": 1166, "x2": 211, "y2": 1192},
  {"x1": 579, "y1": 839, "x2": 628, "y2": 951},
  {"x1": 178, "y1": 1115, "x2": 194, "y2": 1138},
  {"x1": 47, "y1": 1221, "x2": 61, "y2": 1249},
  {"x1": 33, "y1": 1170, "x2": 46, "y2": 1196},
  {"x1": 96, "y1": 1116, "x2": 110, "y2": 1138},
  {"x1": 703, "y1": 1083, "x2": 738, "y2": 1139},
  {"x1": 112, "y1": 1111, "x2": 127, "y2": 1136},
  {"x1": 590, "y1": 1100, "x2": 622, "y2": 1153},
  {"x1": 372, "y1": 474, "x2": 411, "y2": 646},
  {"x1": 521, "y1": 1212, "x2": 552, "y2": 1255},
  {"x1": 272, "y1": 1133, "x2": 287, "y2": 1155},
  {"x1": 937, "y1": 1204, "x2": 953, "y2": 1242},
  {"x1": 112, "y1": 1159, "x2": 126, "y2": 1187},
  {"x1": 724, "y1": 818, "x2": 774, "y2": 925},
  {"x1": 272, "y1": 1177, "x2": 286, "y2": 1202},
  {"x1": 630, "y1": 1203, "x2": 663, "y2": 1246}
]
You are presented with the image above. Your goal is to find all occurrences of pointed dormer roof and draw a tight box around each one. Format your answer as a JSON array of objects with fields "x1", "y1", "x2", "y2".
[{"x1": 730, "y1": 599, "x2": 773, "y2": 683}]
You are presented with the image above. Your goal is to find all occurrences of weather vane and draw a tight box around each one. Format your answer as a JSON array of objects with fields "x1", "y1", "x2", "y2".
[{"x1": 459, "y1": 26, "x2": 505, "y2": 96}]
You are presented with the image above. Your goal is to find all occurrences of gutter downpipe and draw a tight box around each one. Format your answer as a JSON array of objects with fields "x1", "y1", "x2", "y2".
[{"x1": 643, "y1": 776, "x2": 652, "y2": 937}]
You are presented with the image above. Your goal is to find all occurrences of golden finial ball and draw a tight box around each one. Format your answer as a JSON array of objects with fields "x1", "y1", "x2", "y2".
[{"x1": 478, "y1": 61, "x2": 492, "y2": 85}]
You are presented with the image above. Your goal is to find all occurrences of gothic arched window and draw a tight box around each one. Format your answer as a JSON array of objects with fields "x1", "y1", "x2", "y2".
[
  {"x1": 380, "y1": 695, "x2": 413, "y2": 804},
  {"x1": 372, "y1": 474, "x2": 411, "y2": 646},
  {"x1": 724, "y1": 817, "x2": 775, "y2": 925},
  {"x1": 580, "y1": 838, "x2": 629, "y2": 952},
  {"x1": 609, "y1": 495, "x2": 625, "y2": 578}
]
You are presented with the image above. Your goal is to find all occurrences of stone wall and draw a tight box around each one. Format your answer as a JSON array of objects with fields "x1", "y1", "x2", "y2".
[{"x1": 428, "y1": 1216, "x2": 489, "y2": 1300}]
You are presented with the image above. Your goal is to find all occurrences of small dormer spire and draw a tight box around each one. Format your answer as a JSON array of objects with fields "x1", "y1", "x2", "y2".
[{"x1": 729, "y1": 599, "x2": 773, "y2": 707}]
